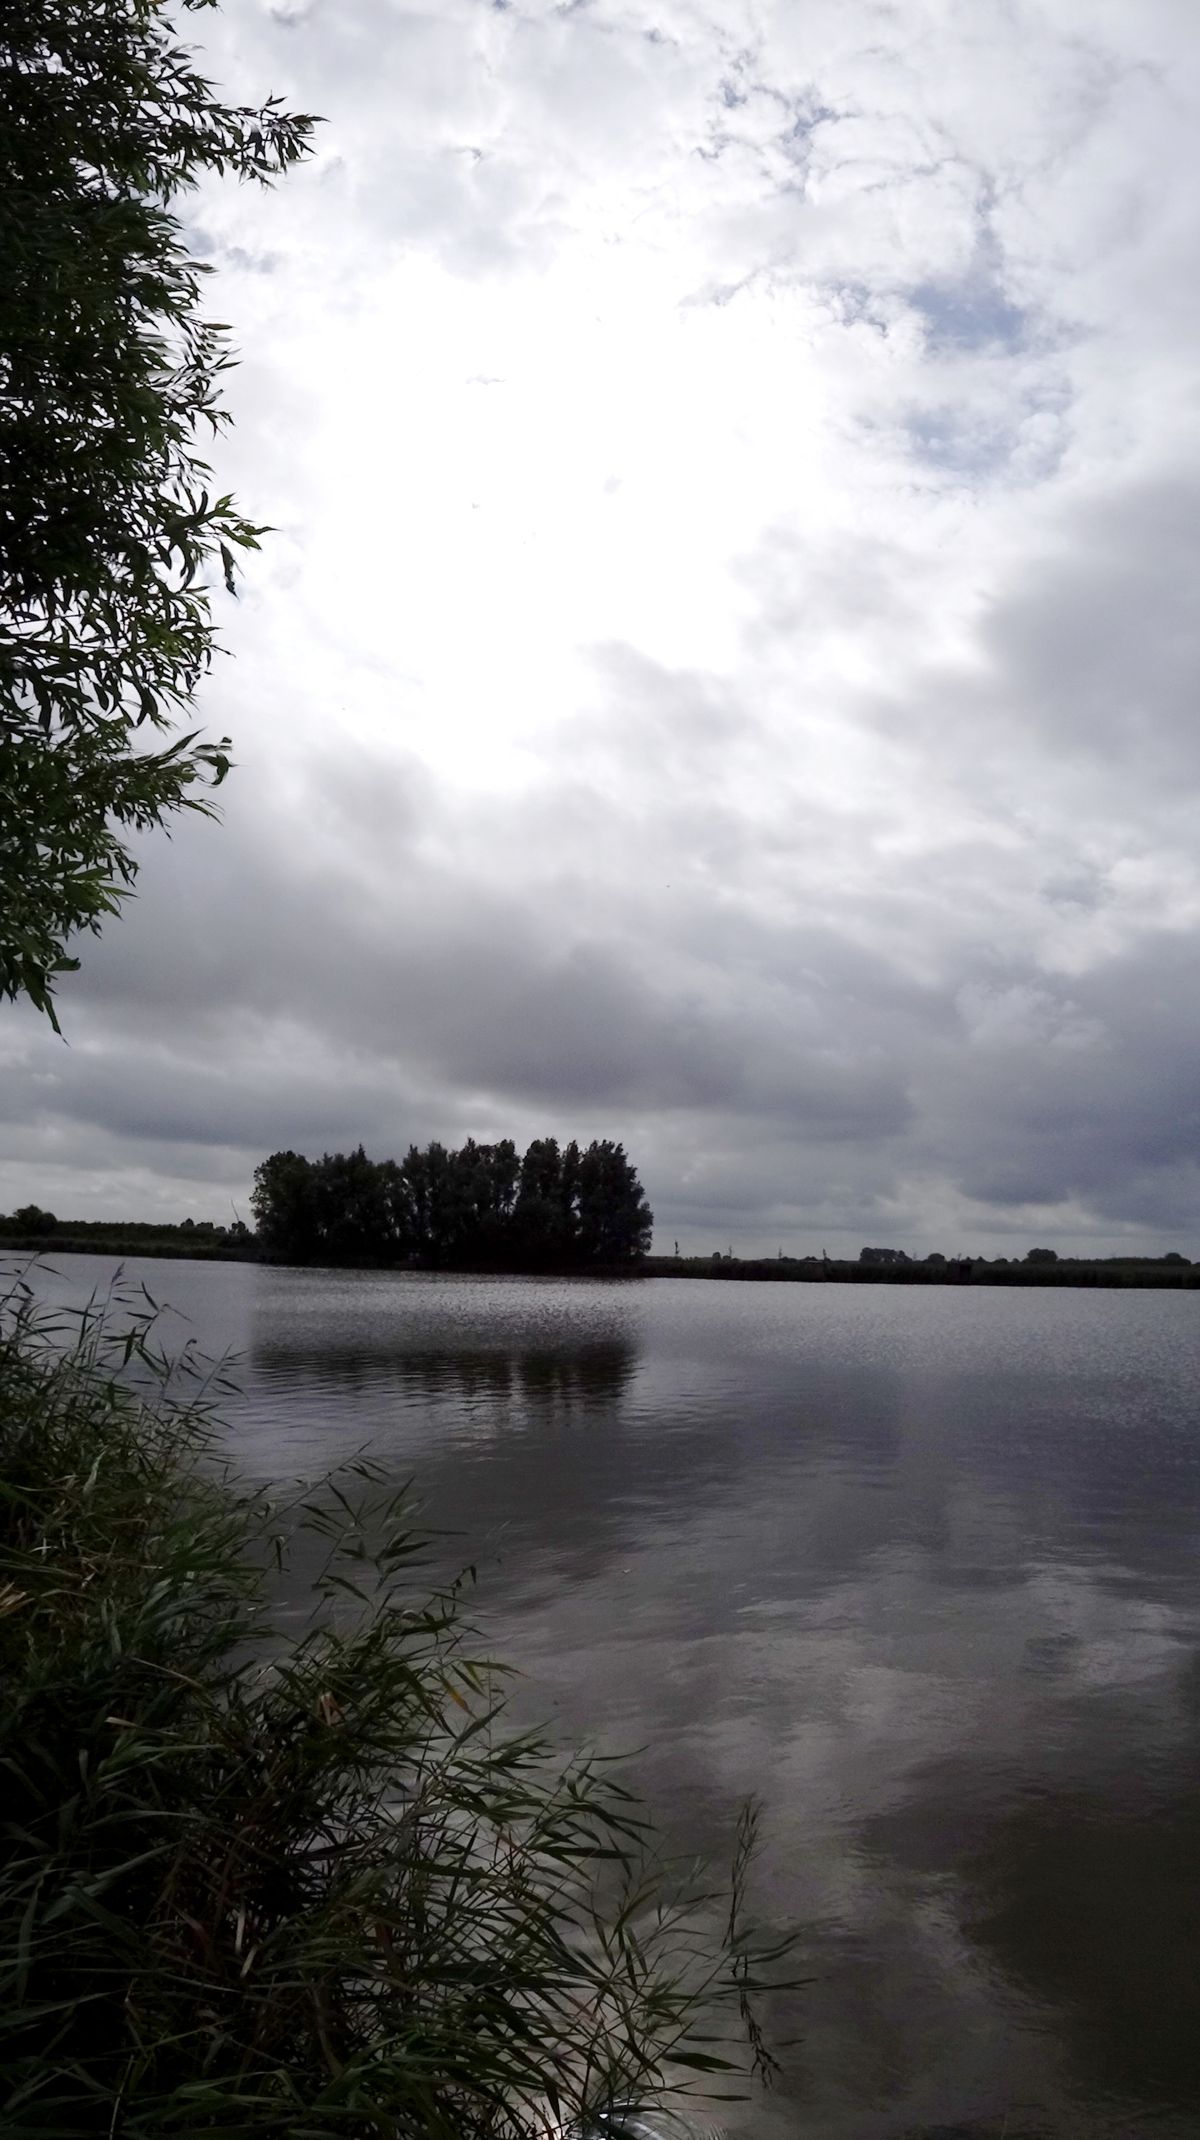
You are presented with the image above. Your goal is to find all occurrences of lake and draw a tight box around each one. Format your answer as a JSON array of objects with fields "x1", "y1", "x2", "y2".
[{"x1": 16, "y1": 1255, "x2": 1200, "y2": 2139}]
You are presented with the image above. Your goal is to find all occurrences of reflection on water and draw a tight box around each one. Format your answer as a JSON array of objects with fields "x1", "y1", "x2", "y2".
[
  {"x1": 251, "y1": 1335, "x2": 637, "y2": 1409},
  {"x1": 15, "y1": 1257, "x2": 1200, "y2": 2139}
]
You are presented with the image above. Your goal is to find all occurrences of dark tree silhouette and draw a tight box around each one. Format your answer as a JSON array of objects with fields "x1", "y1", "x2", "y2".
[
  {"x1": 251, "y1": 1138, "x2": 653, "y2": 1271},
  {"x1": 10, "y1": 1205, "x2": 57, "y2": 1236},
  {"x1": 249, "y1": 1150, "x2": 318, "y2": 1262}
]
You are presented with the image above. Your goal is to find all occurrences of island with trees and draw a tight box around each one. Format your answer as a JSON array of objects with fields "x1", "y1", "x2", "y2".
[{"x1": 251, "y1": 1136, "x2": 655, "y2": 1270}]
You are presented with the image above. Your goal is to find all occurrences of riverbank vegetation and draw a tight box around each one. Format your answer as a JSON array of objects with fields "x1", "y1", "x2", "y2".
[
  {"x1": 647, "y1": 1253, "x2": 1197, "y2": 1288},
  {"x1": 0, "y1": 1209, "x2": 258, "y2": 1261},
  {"x1": 0, "y1": 1275, "x2": 789, "y2": 2135},
  {"x1": 250, "y1": 1139, "x2": 654, "y2": 1270},
  {"x1": 1, "y1": 1215, "x2": 1193, "y2": 1287}
]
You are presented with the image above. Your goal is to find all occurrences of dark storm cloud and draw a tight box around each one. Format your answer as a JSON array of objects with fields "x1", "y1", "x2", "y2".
[
  {"x1": 49, "y1": 765, "x2": 921, "y2": 1146},
  {"x1": 977, "y1": 477, "x2": 1200, "y2": 774},
  {"x1": 929, "y1": 935, "x2": 1200, "y2": 1228}
]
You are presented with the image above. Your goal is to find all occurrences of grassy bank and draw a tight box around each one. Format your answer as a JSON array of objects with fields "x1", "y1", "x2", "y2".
[
  {"x1": 0, "y1": 1277, "x2": 788, "y2": 2136},
  {"x1": 0, "y1": 1221, "x2": 259, "y2": 1262}
]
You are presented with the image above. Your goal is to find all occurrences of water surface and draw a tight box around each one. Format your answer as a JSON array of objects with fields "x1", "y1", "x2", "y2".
[{"x1": 19, "y1": 1257, "x2": 1200, "y2": 2139}]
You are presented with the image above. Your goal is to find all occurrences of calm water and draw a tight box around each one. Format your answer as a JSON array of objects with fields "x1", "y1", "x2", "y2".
[{"x1": 18, "y1": 1256, "x2": 1200, "y2": 2139}]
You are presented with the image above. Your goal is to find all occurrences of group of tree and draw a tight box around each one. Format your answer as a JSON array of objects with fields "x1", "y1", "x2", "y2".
[
  {"x1": 251, "y1": 1137, "x2": 654, "y2": 1270},
  {"x1": 3, "y1": 1204, "x2": 58, "y2": 1237}
]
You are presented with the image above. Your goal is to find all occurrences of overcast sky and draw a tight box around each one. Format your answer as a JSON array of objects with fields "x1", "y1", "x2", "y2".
[{"x1": 4, "y1": 0, "x2": 1199, "y2": 1255}]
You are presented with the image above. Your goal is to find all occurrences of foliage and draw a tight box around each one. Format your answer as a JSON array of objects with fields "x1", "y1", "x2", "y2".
[
  {"x1": 252, "y1": 1138, "x2": 655, "y2": 1270},
  {"x1": 0, "y1": 1214, "x2": 258, "y2": 1261},
  {"x1": 0, "y1": 1275, "x2": 789, "y2": 2136},
  {"x1": 9, "y1": 1205, "x2": 57, "y2": 1236},
  {"x1": 0, "y1": 0, "x2": 316, "y2": 1024}
]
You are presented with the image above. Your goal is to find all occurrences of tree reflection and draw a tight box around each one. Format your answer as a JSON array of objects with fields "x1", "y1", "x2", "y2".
[{"x1": 249, "y1": 1337, "x2": 637, "y2": 1414}]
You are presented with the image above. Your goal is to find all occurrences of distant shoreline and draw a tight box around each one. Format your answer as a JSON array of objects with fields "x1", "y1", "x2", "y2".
[
  {"x1": 0, "y1": 1235, "x2": 259, "y2": 1264},
  {"x1": 0, "y1": 1235, "x2": 1195, "y2": 1288},
  {"x1": 642, "y1": 1255, "x2": 1199, "y2": 1289}
]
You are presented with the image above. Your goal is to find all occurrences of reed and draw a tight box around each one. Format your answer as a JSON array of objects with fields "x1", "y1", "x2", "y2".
[{"x1": 0, "y1": 1273, "x2": 792, "y2": 2137}]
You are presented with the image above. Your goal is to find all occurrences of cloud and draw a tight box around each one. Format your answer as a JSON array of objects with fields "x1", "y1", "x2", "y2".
[{"x1": 4, "y1": 0, "x2": 1200, "y2": 1255}]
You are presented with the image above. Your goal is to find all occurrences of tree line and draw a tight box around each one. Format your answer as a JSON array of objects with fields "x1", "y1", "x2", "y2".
[{"x1": 251, "y1": 1137, "x2": 654, "y2": 1269}]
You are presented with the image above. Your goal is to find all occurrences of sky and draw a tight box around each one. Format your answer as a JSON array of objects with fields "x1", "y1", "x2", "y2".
[{"x1": 4, "y1": 0, "x2": 1200, "y2": 1257}]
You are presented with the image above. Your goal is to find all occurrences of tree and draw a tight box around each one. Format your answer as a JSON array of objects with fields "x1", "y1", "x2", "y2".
[
  {"x1": 250, "y1": 1150, "x2": 318, "y2": 1262},
  {"x1": 513, "y1": 1136, "x2": 568, "y2": 1263},
  {"x1": 575, "y1": 1139, "x2": 653, "y2": 1264},
  {"x1": 1025, "y1": 1247, "x2": 1058, "y2": 1265},
  {"x1": 311, "y1": 1145, "x2": 391, "y2": 1265},
  {"x1": 12, "y1": 1204, "x2": 57, "y2": 1236},
  {"x1": 0, "y1": 0, "x2": 315, "y2": 1024}
]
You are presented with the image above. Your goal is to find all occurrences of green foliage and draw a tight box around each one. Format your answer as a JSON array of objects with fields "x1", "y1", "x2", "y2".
[
  {"x1": 0, "y1": 1275, "x2": 791, "y2": 2134},
  {"x1": 252, "y1": 1138, "x2": 655, "y2": 1271},
  {"x1": 0, "y1": 0, "x2": 316, "y2": 1024}
]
